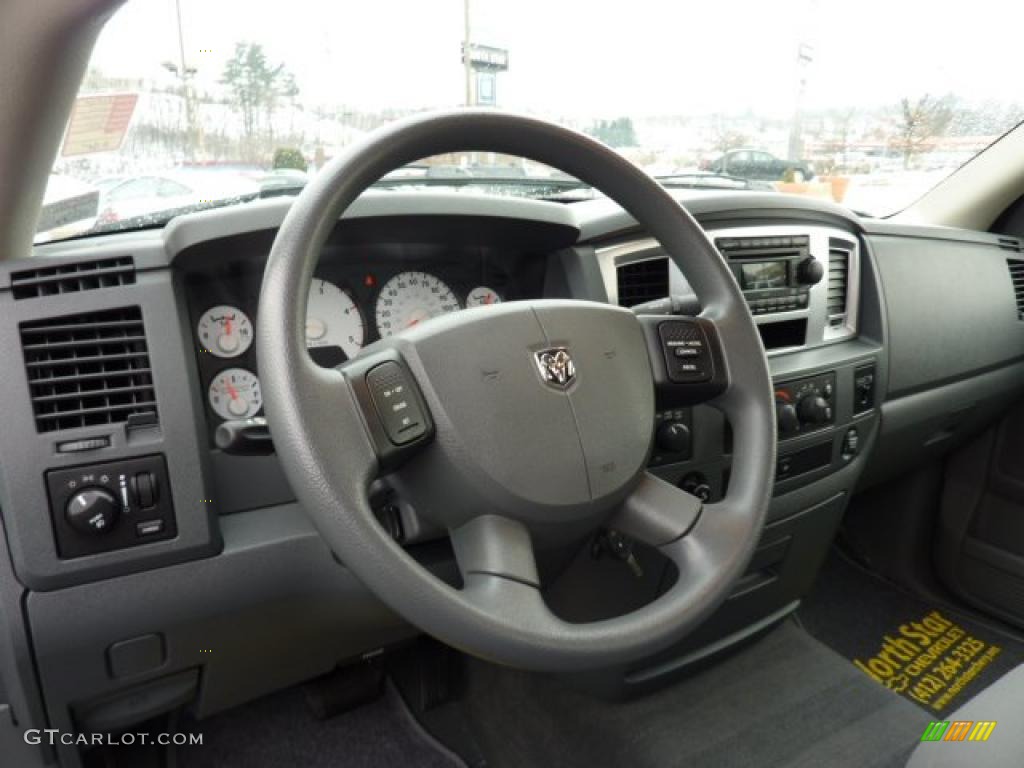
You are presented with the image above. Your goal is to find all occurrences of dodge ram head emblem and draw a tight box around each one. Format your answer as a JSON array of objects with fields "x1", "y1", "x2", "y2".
[{"x1": 534, "y1": 347, "x2": 576, "y2": 389}]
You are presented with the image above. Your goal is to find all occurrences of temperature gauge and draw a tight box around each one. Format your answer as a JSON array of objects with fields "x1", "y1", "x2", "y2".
[
  {"x1": 208, "y1": 368, "x2": 262, "y2": 421},
  {"x1": 466, "y1": 286, "x2": 502, "y2": 307},
  {"x1": 197, "y1": 305, "x2": 253, "y2": 358}
]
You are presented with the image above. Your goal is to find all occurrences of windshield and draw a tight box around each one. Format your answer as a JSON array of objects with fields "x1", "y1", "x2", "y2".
[{"x1": 37, "y1": 0, "x2": 1022, "y2": 243}]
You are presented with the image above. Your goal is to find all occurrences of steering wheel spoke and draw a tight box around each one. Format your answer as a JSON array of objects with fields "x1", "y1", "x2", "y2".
[
  {"x1": 636, "y1": 314, "x2": 729, "y2": 406},
  {"x1": 339, "y1": 347, "x2": 435, "y2": 471},
  {"x1": 608, "y1": 471, "x2": 703, "y2": 548},
  {"x1": 450, "y1": 514, "x2": 540, "y2": 588}
]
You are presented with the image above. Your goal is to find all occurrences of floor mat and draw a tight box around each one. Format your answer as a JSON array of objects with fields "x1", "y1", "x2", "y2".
[
  {"x1": 459, "y1": 620, "x2": 930, "y2": 768},
  {"x1": 176, "y1": 680, "x2": 465, "y2": 768},
  {"x1": 798, "y1": 550, "x2": 1024, "y2": 716}
]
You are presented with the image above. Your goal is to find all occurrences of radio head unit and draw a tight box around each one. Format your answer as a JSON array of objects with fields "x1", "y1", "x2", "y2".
[{"x1": 716, "y1": 235, "x2": 824, "y2": 314}]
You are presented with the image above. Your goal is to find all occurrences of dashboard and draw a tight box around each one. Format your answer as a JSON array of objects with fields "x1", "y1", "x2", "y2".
[{"x1": 4, "y1": 188, "x2": 1024, "y2": 760}]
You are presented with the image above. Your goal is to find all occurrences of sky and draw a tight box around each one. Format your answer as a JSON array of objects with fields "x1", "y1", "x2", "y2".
[{"x1": 90, "y1": 0, "x2": 1019, "y2": 119}]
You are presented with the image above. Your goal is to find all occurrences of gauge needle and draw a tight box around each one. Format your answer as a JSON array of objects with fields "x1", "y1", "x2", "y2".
[
  {"x1": 227, "y1": 382, "x2": 239, "y2": 400},
  {"x1": 224, "y1": 316, "x2": 234, "y2": 336}
]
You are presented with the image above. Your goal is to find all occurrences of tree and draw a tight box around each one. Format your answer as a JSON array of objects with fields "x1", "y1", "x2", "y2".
[
  {"x1": 273, "y1": 147, "x2": 306, "y2": 171},
  {"x1": 831, "y1": 107, "x2": 857, "y2": 166},
  {"x1": 221, "y1": 42, "x2": 296, "y2": 161},
  {"x1": 709, "y1": 114, "x2": 747, "y2": 154},
  {"x1": 896, "y1": 94, "x2": 955, "y2": 169},
  {"x1": 587, "y1": 117, "x2": 638, "y2": 148}
]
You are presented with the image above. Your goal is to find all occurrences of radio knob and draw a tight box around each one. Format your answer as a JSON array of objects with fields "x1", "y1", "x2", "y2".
[
  {"x1": 797, "y1": 257, "x2": 825, "y2": 285},
  {"x1": 797, "y1": 393, "x2": 832, "y2": 425},
  {"x1": 776, "y1": 402, "x2": 800, "y2": 436},
  {"x1": 656, "y1": 420, "x2": 691, "y2": 454}
]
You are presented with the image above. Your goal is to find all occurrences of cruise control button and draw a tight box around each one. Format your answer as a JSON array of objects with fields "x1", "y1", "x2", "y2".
[{"x1": 366, "y1": 362, "x2": 427, "y2": 445}]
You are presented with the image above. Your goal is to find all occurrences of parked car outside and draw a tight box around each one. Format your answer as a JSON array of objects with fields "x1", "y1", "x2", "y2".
[
  {"x1": 97, "y1": 171, "x2": 260, "y2": 224},
  {"x1": 708, "y1": 149, "x2": 815, "y2": 182}
]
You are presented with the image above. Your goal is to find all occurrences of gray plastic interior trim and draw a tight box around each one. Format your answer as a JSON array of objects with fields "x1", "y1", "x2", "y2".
[
  {"x1": 598, "y1": 224, "x2": 861, "y2": 349},
  {"x1": 870, "y1": 234, "x2": 1024, "y2": 397},
  {"x1": 161, "y1": 190, "x2": 579, "y2": 259},
  {"x1": 625, "y1": 599, "x2": 800, "y2": 684}
]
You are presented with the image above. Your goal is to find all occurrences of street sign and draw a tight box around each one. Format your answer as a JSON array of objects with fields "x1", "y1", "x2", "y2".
[
  {"x1": 461, "y1": 43, "x2": 509, "y2": 72},
  {"x1": 477, "y1": 72, "x2": 497, "y2": 106},
  {"x1": 61, "y1": 93, "x2": 138, "y2": 157}
]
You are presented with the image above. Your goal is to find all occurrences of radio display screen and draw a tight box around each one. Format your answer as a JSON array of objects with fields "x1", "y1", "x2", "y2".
[{"x1": 740, "y1": 261, "x2": 788, "y2": 290}]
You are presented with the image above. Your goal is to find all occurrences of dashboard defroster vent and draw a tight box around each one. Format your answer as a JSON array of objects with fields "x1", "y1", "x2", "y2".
[
  {"x1": 616, "y1": 258, "x2": 669, "y2": 307},
  {"x1": 1007, "y1": 259, "x2": 1024, "y2": 320},
  {"x1": 11, "y1": 256, "x2": 135, "y2": 300},
  {"x1": 997, "y1": 237, "x2": 1023, "y2": 254},
  {"x1": 20, "y1": 307, "x2": 158, "y2": 433},
  {"x1": 827, "y1": 245, "x2": 850, "y2": 325}
]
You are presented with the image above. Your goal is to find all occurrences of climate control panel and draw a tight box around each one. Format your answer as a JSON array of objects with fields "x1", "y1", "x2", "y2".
[
  {"x1": 46, "y1": 454, "x2": 176, "y2": 559},
  {"x1": 774, "y1": 372, "x2": 836, "y2": 439}
]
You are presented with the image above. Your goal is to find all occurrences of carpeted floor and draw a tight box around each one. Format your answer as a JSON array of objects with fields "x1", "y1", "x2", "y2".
[
  {"x1": 176, "y1": 680, "x2": 465, "y2": 768},
  {"x1": 459, "y1": 620, "x2": 931, "y2": 768},
  {"x1": 798, "y1": 551, "x2": 1024, "y2": 715}
]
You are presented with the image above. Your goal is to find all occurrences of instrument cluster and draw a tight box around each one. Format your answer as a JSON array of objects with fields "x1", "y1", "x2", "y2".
[{"x1": 187, "y1": 258, "x2": 517, "y2": 436}]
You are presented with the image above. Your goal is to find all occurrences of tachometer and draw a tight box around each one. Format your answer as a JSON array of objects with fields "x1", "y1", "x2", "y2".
[
  {"x1": 197, "y1": 305, "x2": 253, "y2": 358},
  {"x1": 208, "y1": 368, "x2": 262, "y2": 420},
  {"x1": 374, "y1": 271, "x2": 460, "y2": 337},
  {"x1": 306, "y1": 278, "x2": 364, "y2": 359}
]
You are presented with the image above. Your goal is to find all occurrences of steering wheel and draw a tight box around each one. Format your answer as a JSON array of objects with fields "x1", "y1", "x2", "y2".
[{"x1": 257, "y1": 110, "x2": 775, "y2": 671}]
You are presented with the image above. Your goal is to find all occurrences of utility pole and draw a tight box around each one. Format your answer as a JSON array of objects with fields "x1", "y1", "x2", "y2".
[
  {"x1": 463, "y1": 0, "x2": 474, "y2": 107},
  {"x1": 787, "y1": 42, "x2": 813, "y2": 162},
  {"x1": 174, "y1": 0, "x2": 199, "y2": 161}
]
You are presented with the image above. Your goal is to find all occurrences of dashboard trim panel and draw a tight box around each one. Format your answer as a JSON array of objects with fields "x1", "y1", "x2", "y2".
[{"x1": 596, "y1": 223, "x2": 861, "y2": 355}]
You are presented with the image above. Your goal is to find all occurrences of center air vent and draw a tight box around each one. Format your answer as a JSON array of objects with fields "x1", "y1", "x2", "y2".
[
  {"x1": 827, "y1": 243, "x2": 851, "y2": 325},
  {"x1": 617, "y1": 258, "x2": 668, "y2": 307},
  {"x1": 20, "y1": 307, "x2": 158, "y2": 433},
  {"x1": 1007, "y1": 259, "x2": 1024, "y2": 320},
  {"x1": 11, "y1": 256, "x2": 135, "y2": 300}
]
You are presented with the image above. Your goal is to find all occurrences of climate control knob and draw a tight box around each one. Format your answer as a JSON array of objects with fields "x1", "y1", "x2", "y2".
[
  {"x1": 797, "y1": 393, "x2": 832, "y2": 425},
  {"x1": 65, "y1": 487, "x2": 119, "y2": 535},
  {"x1": 776, "y1": 402, "x2": 800, "y2": 436},
  {"x1": 797, "y1": 257, "x2": 825, "y2": 285}
]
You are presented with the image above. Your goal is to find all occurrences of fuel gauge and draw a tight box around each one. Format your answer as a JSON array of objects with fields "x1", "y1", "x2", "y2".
[{"x1": 466, "y1": 286, "x2": 502, "y2": 307}]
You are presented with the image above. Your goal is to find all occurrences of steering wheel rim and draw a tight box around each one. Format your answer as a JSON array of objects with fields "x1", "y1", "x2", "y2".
[{"x1": 257, "y1": 109, "x2": 775, "y2": 671}]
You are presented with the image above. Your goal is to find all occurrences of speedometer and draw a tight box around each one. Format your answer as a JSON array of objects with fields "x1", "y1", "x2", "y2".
[
  {"x1": 374, "y1": 271, "x2": 460, "y2": 337},
  {"x1": 306, "y1": 278, "x2": 364, "y2": 359}
]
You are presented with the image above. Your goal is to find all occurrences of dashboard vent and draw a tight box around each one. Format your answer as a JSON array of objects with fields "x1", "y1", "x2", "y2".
[
  {"x1": 11, "y1": 256, "x2": 135, "y2": 300},
  {"x1": 1007, "y1": 259, "x2": 1024, "y2": 320},
  {"x1": 617, "y1": 258, "x2": 669, "y2": 307},
  {"x1": 827, "y1": 244, "x2": 851, "y2": 324},
  {"x1": 997, "y1": 237, "x2": 1023, "y2": 254},
  {"x1": 20, "y1": 307, "x2": 158, "y2": 433}
]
